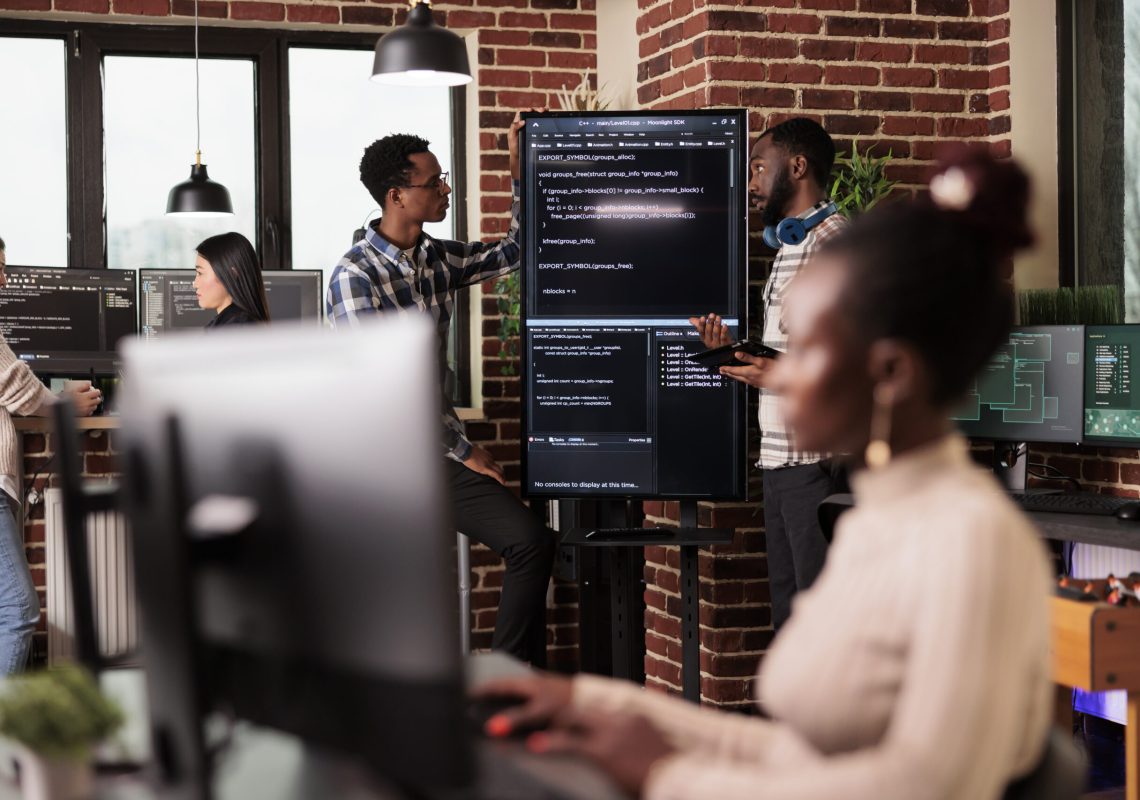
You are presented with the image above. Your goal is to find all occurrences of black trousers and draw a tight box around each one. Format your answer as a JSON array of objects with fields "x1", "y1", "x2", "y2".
[
  {"x1": 763, "y1": 461, "x2": 838, "y2": 631},
  {"x1": 447, "y1": 460, "x2": 556, "y2": 667}
]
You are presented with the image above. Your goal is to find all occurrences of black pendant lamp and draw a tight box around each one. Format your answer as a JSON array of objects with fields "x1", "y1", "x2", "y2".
[
  {"x1": 371, "y1": 0, "x2": 473, "y2": 87},
  {"x1": 166, "y1": 0, "x2": 233, "y2": 217}
]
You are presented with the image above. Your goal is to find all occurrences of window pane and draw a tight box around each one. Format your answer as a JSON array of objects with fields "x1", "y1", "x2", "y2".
[
  {"x1": 0, "y1": 37, "x2": 68, "y2": 266},
  {"x1": 287, "y1": 47, "x2": 455, "y2": 289},
  {"x1": 104, "y1": 55, "x2": 256, "y2": 270}
]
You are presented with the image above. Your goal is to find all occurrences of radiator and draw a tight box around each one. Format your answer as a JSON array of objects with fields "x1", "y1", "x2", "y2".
[{"x1": 45, "y1": 488, "x2": 138, "y2": 665}]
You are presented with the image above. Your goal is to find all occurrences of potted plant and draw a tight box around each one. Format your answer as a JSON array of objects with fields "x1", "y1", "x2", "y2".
[
  {"x1": 0, "y1": 665, "x2": 123, "y2": 800},
  {"x1": 829, "y1": 143, "x2": 898, "y2": 218}
]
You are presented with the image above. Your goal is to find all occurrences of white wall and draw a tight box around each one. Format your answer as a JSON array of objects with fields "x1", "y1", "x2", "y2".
[
  {"x1": 1009, "y1": 0, "x2": 1060, "y2": 289},
  {"x1": 596, "y1": 0, "x2": 639, "y2": 110}
]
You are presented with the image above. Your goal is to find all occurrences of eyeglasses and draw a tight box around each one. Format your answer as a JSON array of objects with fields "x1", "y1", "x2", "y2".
[{"x1": 404, "y1": 172, "x2": 450, "y2": 193}]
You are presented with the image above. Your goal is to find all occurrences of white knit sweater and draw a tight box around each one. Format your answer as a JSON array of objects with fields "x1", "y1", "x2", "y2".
[
  {"x1": 573, "y1": 435, "x2": 1053, "y2": 800},
  {"x1": 0, "y1": 337, "x2": 56, "y2": 501}
]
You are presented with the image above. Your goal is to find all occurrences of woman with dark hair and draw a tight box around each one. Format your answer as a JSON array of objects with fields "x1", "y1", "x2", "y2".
[
  {"x1": 477, "y1": 153, "x2": 1054, "y2": 799},
  {"x1": 193, "y1": 232, "x2": 270, "y2": 327}
]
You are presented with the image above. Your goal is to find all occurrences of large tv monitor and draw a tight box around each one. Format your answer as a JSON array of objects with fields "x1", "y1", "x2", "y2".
[
  {"x1": 117, "y1": 316, "x2": 468, "y2": 794},
  {"x1": 952, "y1": 325, "x2": 1085, "y2": 444},
  {"x1": 139, "y1": 269, "x2": 323, "y2": 338},
  {"x1": 518, "y1": 110, "x2": 749, "y2": 499},
  {"x1": 1084, "y1": 324, "x2": 1140, "y2": 445},
  {"x1": 0, "y1": 266, "x2": 137, "y2": 375}
]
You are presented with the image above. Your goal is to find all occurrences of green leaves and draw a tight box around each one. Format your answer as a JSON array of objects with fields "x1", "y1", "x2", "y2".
[
  {"x1": 494, "y1": 272, "x2": 521, "y2": 376},
  {"x1": 1017, "y1": 286, "x2": 1122, "y2": 325},
  {"x1": 830, "y1": 144, "x2": 898, "y2": 218},
  {"x1": 0, "y1": 665, "x2": 124, "y2": 759}
]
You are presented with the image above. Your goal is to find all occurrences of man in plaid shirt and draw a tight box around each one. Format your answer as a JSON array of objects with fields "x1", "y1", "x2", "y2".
[
  {"x1": 327, "y1": 115, "x2": 555, "y2": 666},
  {"x1": 694, "y1": 119, "x2": 847, "y2": 631}
]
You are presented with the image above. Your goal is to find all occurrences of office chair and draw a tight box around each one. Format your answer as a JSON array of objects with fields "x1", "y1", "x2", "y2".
[
  {"x1": 817, "y1": 493, "x2": 855, "y2": 544},
  {"x1": 1002, "y1": 728, "x2": 1084, "y2": 800}
]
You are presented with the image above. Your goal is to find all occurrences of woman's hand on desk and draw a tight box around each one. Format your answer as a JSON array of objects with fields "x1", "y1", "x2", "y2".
[
  {"x1": 463, "y1": 445, "x2": 505, "y2": 485},
  {"x1": 61, "y1": 381, "x2": 101, "y2": 416},
  {"x1": 529, "y1": 710, "x2": 676, "y2": 797},
  {"x1": 473, "y1": 673, "x2": 573, "y2": 736}
]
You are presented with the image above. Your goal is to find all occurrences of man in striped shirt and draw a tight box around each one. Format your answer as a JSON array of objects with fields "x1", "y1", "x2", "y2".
[
  {"x1": 694, "y1": 118, "x2": 848, "y2": 630},
  {"x1": 327, "y1": 116, "x2": 555, "y2": 667}
]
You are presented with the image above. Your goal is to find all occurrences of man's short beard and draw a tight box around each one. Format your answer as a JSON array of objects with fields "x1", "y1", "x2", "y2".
[{"x1": 760, "y1": 165, "x2": 796, "y2": 228}]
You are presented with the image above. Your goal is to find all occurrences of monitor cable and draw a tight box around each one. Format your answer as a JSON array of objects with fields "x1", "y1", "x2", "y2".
[
  {"x1": 1026, "y1": 461, "x2": 1082, "y2": 493},
  {"x1": 352, "y1": 208, "x2": 382, "y2": 246},
  {"x1": 25, "y1": 453, "x2": 58, "y2": 508}
]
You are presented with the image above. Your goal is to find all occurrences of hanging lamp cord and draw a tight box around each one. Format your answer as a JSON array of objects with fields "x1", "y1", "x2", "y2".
[{"x1": 194, "y1": 0, "x2": 201, "y2": 166}]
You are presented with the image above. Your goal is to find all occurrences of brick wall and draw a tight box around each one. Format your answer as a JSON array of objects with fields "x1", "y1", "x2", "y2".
[
  {"x1": 21, "y1": 429, "x2": 119, "y2": 663},
  {"x1": 634, "y1": 0, "x2": 1014, "y2": 708},
  {"x1": 5, "y1": 0, "x2": 597, "y2": 670}
]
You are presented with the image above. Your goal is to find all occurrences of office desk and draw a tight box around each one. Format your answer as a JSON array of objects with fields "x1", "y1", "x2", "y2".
[
  {"x1": 1031, "y1": 511, "x2": 1140, "y2": 552},
  {"x1": 0, "y1": 656, "x2": 627, "y2": 800},
  {"x1": 0, "y1": 734, "x2": 627, "y2": 800}
]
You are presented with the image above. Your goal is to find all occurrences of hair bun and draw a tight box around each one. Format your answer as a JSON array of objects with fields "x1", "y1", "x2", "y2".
[{"x1": 927, "y1": 149, "x2": 1034, "y2": 261}]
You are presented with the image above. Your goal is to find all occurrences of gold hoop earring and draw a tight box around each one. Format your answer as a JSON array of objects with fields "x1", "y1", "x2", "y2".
[{"x1": 865, "y1": 384, "x2": 894, "y2": 469}]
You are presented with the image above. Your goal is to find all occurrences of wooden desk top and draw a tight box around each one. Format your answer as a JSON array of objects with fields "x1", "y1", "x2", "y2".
[{"x1": 13, "y1": 416, "x2": 120, "y2": 432}]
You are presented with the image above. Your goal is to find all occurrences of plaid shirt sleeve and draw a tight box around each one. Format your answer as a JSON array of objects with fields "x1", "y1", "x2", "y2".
[
  {"x1": 441, "y1": 180, "x2": 522, "y2": 289},
  {"x1": 326, "y1": 259, "x2": 379, "y2": 328}
]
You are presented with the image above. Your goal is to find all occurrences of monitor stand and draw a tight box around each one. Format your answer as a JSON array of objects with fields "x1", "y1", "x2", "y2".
[{"x1": 992, "y1": 442, "x2": 1028, "y2": 493}]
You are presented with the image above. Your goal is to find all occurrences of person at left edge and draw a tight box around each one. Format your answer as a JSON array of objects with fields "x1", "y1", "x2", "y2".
[
  {"x1": 0, "y1": 236, "x2": 101, "y2": 673},
  {"x1": 327, "y1": 112, "x2": 556, "y2": 668}
]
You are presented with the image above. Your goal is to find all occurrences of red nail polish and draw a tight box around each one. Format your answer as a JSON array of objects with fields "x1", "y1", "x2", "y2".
[{"x1": 485, "y1": 716, "x2": 512, "y2": 738}]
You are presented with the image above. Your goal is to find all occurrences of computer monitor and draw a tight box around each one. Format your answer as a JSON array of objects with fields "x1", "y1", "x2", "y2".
[
  {"x1": 139, "y1": 269, "x2": 323, "y2": 338},
  {"x1": 952, "y1": 325, "x2": 1085, "y2": 444},
  {"x1": 519, "y1": 109, "x2": 749, "y2": 499},
  {"x1": 0, "y1": 266, "x2": 137, "y2": 375},
  {"x1": 117, "y1": 316, "x2": 468, "y2": 794},
  {"x1": 1084, "y1": 324, "x2": 1140, "y2": 445}
]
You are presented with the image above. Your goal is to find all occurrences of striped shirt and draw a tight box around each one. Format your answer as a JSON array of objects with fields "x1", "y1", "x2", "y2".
[
  {"x1": 758, "y1": 212, "x2": 849, "y2": 469},
  {"x1": 326, "y1": 183, "x2": 521, "y2": 461}
]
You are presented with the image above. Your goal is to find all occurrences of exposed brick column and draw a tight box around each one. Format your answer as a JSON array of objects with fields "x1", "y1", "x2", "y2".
[{"x1": 635, "y1": 0, "x2": 1012, "y2": 708}]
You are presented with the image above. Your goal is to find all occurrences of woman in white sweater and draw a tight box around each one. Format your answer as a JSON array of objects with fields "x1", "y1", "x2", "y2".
[
  {"x1": 477, "y1": 154, "x2": 1054, "y2": 799},
  {"x1": 0, "y1": 238, "x2": 101, "y2": 674}
]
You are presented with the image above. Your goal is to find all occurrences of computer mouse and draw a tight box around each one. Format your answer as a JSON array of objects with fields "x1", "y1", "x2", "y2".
[{"x1": 1115, "y1": 502, "x2": 1140, "y2": 521}]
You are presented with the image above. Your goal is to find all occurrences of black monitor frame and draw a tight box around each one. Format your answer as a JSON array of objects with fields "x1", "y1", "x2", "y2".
[
  {"x1": 517, "y1": 109, "x2": 750, "y2": 501},
  {"x1": 138, "y1": 268, "x2": 325, "y2": 334},
  {"x1": 0, "y1": 265, "x2": 137, "y2": 376},
  {"x1": 261, "y1": 269, "x2": 324, "y2": 322},
  {"x1": 1082, "y1": 323, "x2": 1140, "y2": 448},
  {"x1": 953, "y1": 324, "x2": 1086, "y2": 447}
]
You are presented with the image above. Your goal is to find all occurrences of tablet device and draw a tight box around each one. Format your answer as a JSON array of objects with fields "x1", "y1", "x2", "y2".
[{"x1": 688, "y1": 339, "x2": 782, "y2": 368}]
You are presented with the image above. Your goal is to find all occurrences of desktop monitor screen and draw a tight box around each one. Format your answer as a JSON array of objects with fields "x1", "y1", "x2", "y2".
[
  {"x1": 0, "y1": 266, "x2": 137, "y2": 375},
  {"x1": 952, "y1": 325, "x2": 1085, "y2": 444},
  {"x1": 1084, "y1": 324, "x2": 1140, "y2": 445},
  {"x1": 139, "y1": 269, "x2": 323, "y2": 337},
  {"x1": 118, "y1": 316, "x2": 468, "y2": 792},
  {"x1": 519, "y1": 110, "x2": 749, "y2": 499}
]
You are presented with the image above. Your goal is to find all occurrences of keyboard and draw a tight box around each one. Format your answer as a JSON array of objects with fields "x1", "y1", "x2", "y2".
[{"x1": 1010, "y1": 492, "x2": 1135, "y2": 516}]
